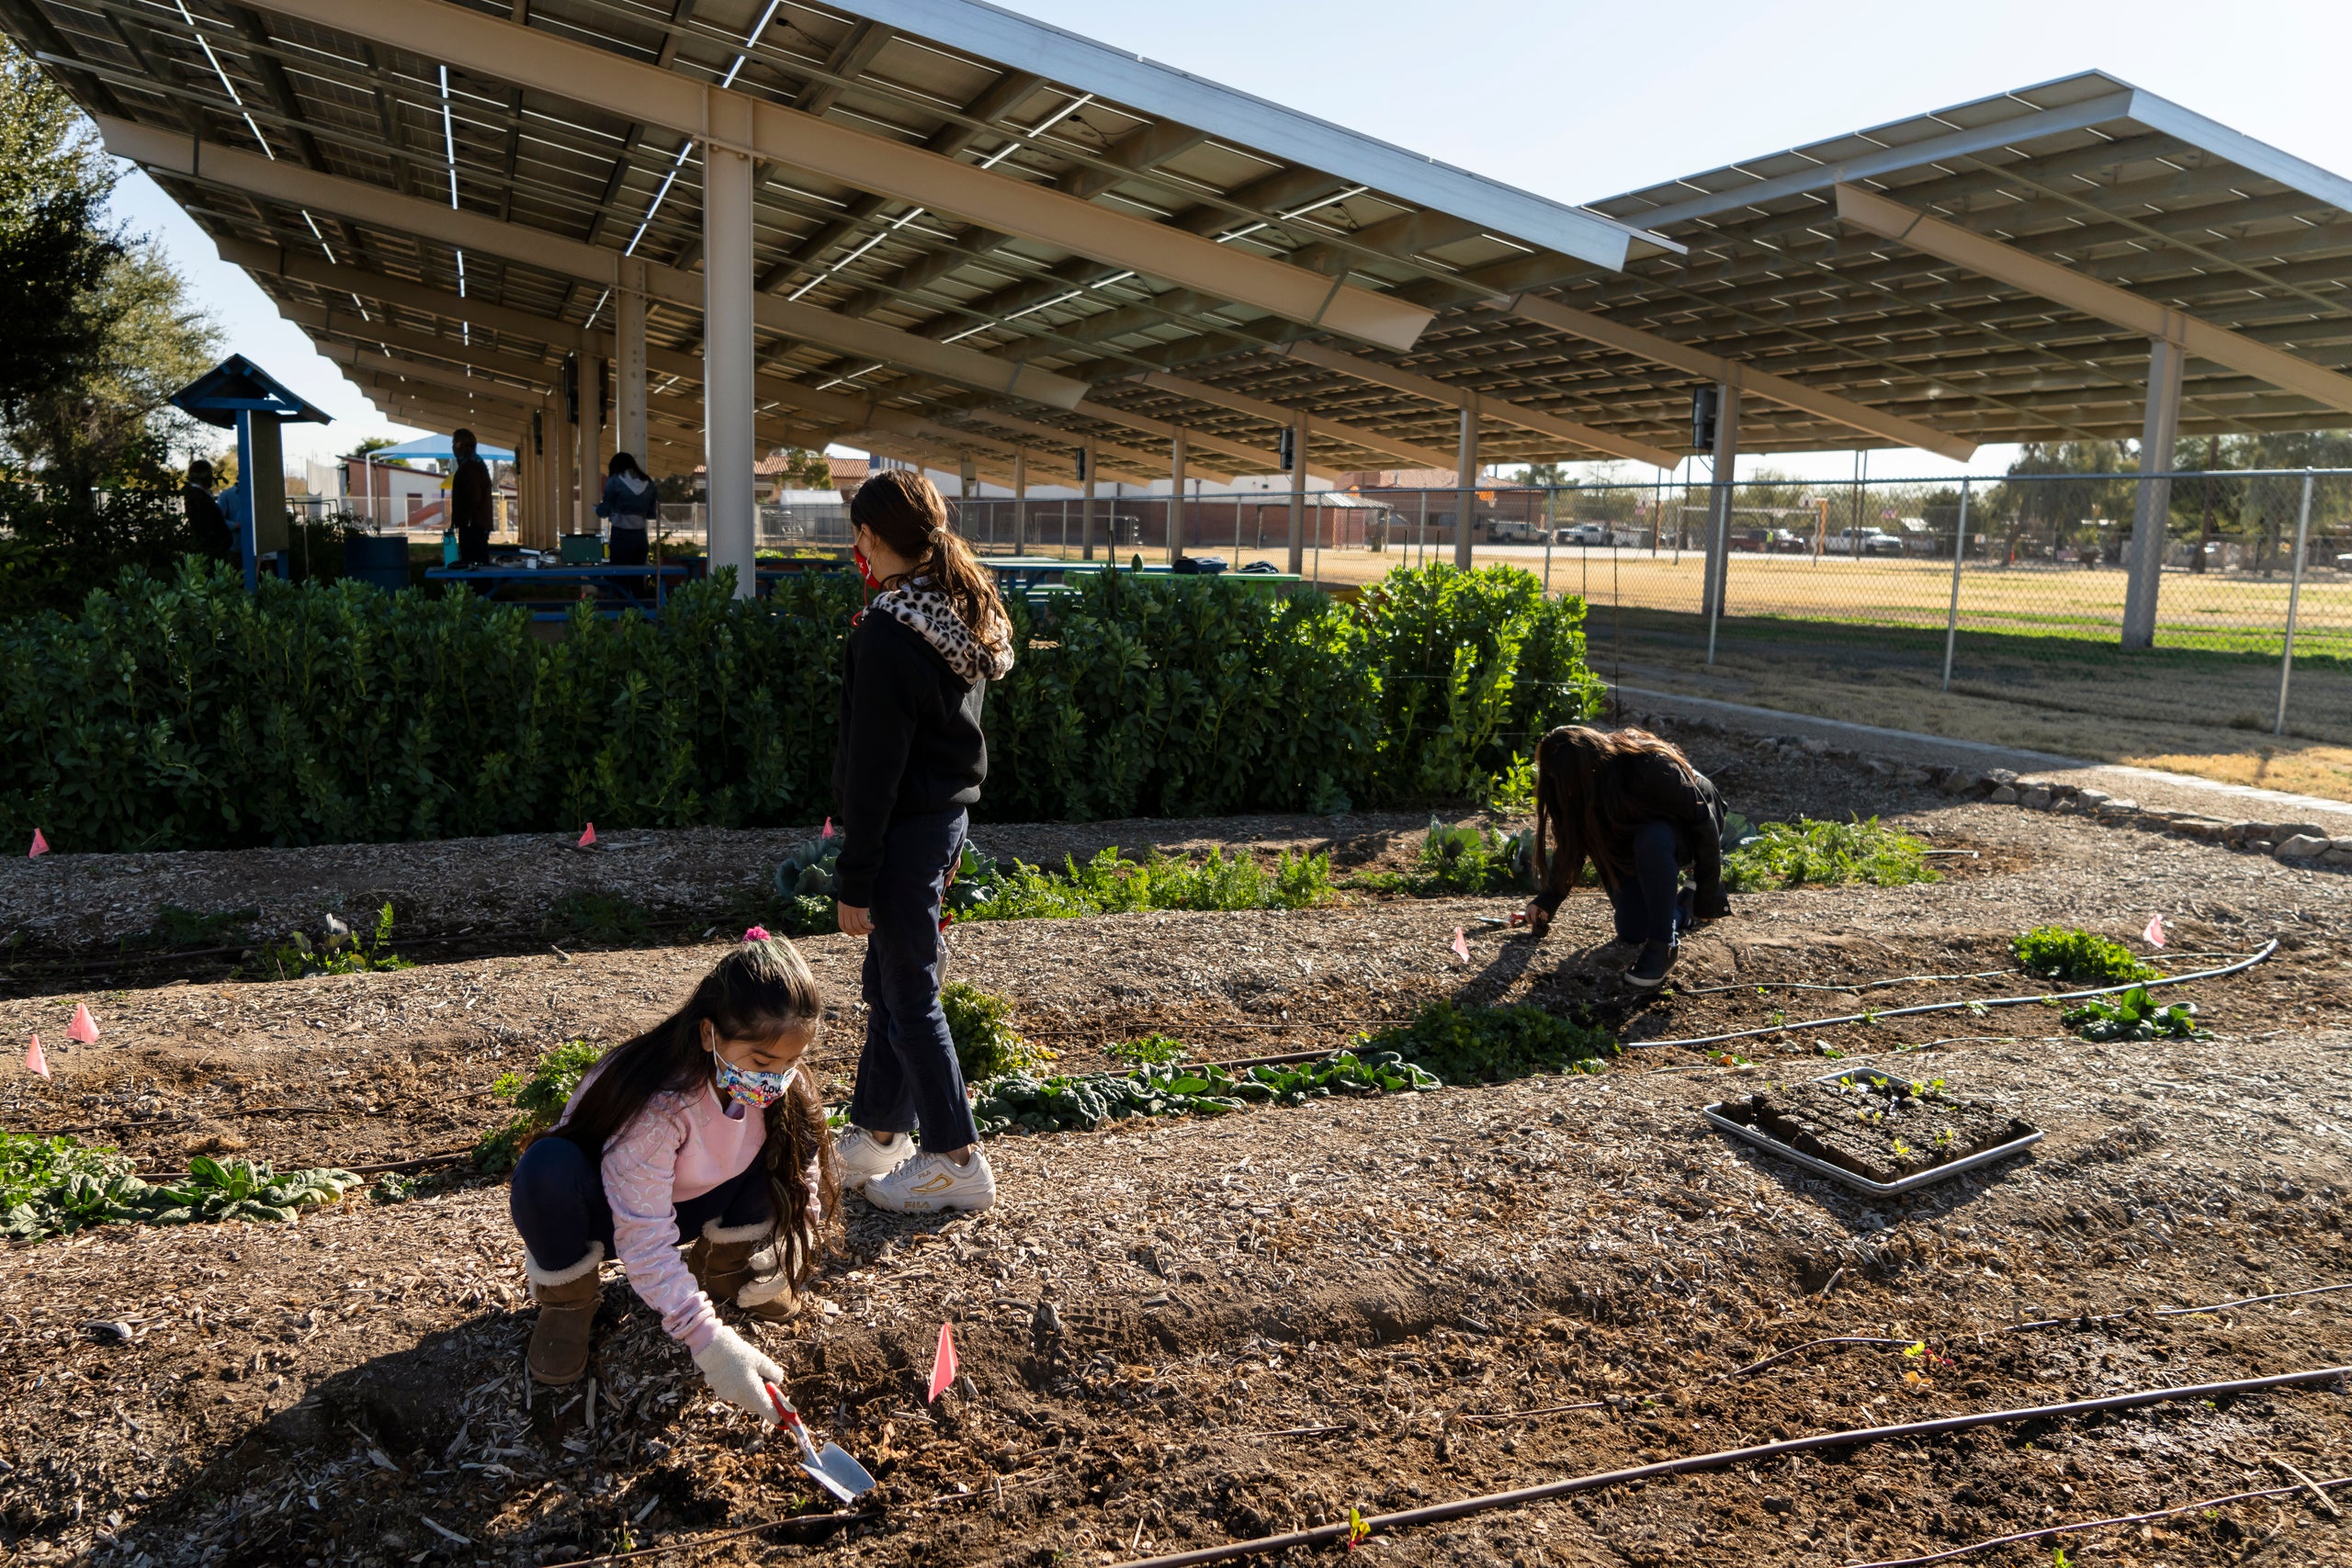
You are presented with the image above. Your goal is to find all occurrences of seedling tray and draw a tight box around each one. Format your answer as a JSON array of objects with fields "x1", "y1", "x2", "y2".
[{"x1": 1702, "y1": 1067, "x2": 2042, "y2": 1197}]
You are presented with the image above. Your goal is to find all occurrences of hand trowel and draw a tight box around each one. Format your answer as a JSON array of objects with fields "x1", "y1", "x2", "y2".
[{"x1": 765, "y1": 1383, "x2": 876, "y2": 1503}]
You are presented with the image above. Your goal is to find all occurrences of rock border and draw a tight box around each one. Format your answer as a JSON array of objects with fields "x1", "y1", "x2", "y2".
[{"x1": 1625, "y1": 709, "x2": 2352, "y2": 873}]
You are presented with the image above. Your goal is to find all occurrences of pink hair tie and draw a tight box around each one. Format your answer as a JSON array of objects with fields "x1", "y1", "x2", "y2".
[{"x1": 742, "y1": 925, "x2": 772, "y2": 943}]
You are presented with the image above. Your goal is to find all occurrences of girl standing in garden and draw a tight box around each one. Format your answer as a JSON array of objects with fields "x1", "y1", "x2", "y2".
[
  {"x1": 509, "y1": 931, "x2": 839, "y2": 1415},
  {"x1": 1521, "y1": 726, "x2": 1731, "y2": 989},
  {"x1": 831, "y1": 468, "x2": 1015, "y2": 1214},
  {"x1": 594, "y1": 451, "x2": 659, "y2": 567}
]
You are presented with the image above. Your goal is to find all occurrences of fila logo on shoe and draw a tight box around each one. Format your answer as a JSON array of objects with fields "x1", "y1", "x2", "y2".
[{"x1": 910, "y1": 1169, "x2": 957, "y2": 1196}]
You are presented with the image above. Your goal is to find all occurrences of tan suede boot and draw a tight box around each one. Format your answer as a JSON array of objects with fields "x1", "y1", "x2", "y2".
[
  {"x1": 525, "y1": 1245, "x2": 603, "y2": 1386},
  {"x1": 687, "y1": 1218, "x2": 801, "y2": 1324}
]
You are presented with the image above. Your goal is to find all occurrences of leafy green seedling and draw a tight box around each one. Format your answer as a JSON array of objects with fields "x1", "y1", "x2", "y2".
[
  {"x1": 2060, "y1": 987, "x2": 2196, "y2": 1043},
  {"x1": 2012, "y1": 926, "x2": 2158, "y2": 986}
]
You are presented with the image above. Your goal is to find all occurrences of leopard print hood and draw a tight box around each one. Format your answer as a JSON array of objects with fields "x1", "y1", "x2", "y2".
[{"x1": 869, "y1": 577, "x2": 1015, "y2": 684}]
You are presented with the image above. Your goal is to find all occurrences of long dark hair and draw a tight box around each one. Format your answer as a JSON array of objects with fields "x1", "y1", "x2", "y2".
[
  {"x1": 560, "y1": 937, "x2": 841, "y2": 1289},
  {"x1": 1532, "y1": 725, "x2": 1702, "y2": 905},
  {"x1": 608, "y1": 451, "x2": 650, "y2": 482},
  {"x1": 851, "y1": 468, "x2": 1011, "y2": 659}
]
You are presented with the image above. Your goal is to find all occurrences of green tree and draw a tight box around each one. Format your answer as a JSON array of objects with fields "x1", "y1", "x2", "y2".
[
  {"x1": 0, "y1": 40, "x2": 119, "y2": 461},
  {"x1": 768, "y1": 446, "x2": 834, "y2": 489}
]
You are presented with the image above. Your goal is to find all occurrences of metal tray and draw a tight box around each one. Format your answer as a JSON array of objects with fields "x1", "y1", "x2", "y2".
[{"x1": 1701, "y1": 1066, "x2": 2043, "y2": 1197}]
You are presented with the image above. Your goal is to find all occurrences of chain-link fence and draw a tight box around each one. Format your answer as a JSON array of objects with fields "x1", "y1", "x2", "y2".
[
  {"x1": 654, "y1": 469, "x2": 2346, "y2": 754},
  {"x1": 909, "y1": 470, "x2": 2346, "y2": 755}
]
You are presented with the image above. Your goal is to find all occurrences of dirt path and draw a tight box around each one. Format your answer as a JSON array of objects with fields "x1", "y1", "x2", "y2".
[{"x1": 6, "y1": 769, "x2": 2352, "y2": 1567}]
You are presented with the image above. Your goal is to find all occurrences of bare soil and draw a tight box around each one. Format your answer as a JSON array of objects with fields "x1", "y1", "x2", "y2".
[
  {"x1": 1733, "y1": 1076, "x2": 2034, "y2": 1187},
  {"x1": 6, "y1": 731, "x2": 2352, "y2": 1568}
]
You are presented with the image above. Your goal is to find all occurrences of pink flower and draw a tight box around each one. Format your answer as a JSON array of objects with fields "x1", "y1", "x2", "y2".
[{"x1": 743, "y1": 925, "x2": 772, "y2": 943}]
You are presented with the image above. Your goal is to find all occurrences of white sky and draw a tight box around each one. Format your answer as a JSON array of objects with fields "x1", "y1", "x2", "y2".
[{"x1": 103, "y1": 0, "x2": 2352, "y2": 479}]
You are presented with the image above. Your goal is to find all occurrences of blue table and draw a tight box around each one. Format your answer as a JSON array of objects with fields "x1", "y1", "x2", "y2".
[
  {"x1": 426, "y1": 562, "x2": 687, "y2": 619},
  {"x1": 982, "y1": 558, "x2": 1306, "y2": 594}
]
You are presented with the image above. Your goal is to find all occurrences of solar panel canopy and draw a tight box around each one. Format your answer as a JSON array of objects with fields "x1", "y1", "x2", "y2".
[{"x1": 12, "y1": 0, "x2": 2352, "y2": 478}]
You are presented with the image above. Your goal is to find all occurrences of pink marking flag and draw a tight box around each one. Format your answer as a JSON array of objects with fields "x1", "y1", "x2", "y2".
[
  {"x1": 821, "y1": 817, "x2": 835, "y2": 840},
  {"x1": 25, "y1": 1035, "x2": 47, "y2": 1078},
  {"x1": 2143, "y1": 913, "x2": 2167, "y2": 949},
  {"x1": 28, "y1": 829, "x2": 48, "y2": 858},
  {"x1": 576, "y1": 822, "x2": 596, "y2": 849},
  {"x1": 67, "y1": 1004, "x2": 99, "y2": 1043},
  {"x1": 1451, "y1": 927, "x2": 1472, "y2": 964},
  {"x1": 927, "y1": 1320, "x2": 959, "y2": 1404}
]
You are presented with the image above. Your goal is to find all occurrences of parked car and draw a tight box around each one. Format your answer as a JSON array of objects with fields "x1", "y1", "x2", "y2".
[
  {"x1": 1487, "y1": 519, "x2": 1541, "y2": 544},
  {"x1": 2336, "y1": 551, "x2": 2352, "y2": 571},
  {"x1": 1555, "y1": 522, "x2": 1611, "y2": 547},
  {"x1": 1826, "y1": 527, "x2": 1905, "y2": 557},
  {"x1": 1761, "y1": 527, "x2": 1806, "y2": 553}
]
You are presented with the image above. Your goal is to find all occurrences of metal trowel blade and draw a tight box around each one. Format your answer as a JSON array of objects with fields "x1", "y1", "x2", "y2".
[{"x1": 815, "y1": 1441, "x2": 876, "y2": 1498}]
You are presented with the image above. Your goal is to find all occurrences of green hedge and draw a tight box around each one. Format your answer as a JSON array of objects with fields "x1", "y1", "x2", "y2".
[{"x1": 3, "y1": 558, "x2": 1602, "y2": 852}]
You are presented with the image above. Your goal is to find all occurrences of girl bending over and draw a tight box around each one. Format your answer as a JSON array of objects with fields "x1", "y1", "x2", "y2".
[
  {"x1": 1521, "y1": 726, "x2": 1731, "y2": 988},
  {"x1": 509, "y1": 932, "x2": 840, "y2": 1422}
]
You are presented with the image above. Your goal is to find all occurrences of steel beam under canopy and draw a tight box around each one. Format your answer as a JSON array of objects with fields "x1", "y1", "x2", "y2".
[
  {"x1": 98, "y1": 117, "x2": 1091, "y2": 409},
  {"x1": 1833, "y1": 183, "x2": 2352, "y2": 420},
  {"x1": 242, "y1": 0, "x2": 1440, "y2": 352}
]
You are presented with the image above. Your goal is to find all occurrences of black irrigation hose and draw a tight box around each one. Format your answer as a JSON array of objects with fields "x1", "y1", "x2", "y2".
[
  {"x1": 1623, "y1": 938, "x2": 2280, "y2": 1052},
  {"x1": 1115, "y1": 1366, "x2": 2352, "y2": 1568}
]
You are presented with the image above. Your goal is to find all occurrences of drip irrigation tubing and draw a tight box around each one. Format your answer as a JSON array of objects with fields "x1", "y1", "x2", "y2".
[
  {"x1": 1623, "y1": 938, "x2": 2278, "y2": 1052},
  {"x1": 1840, "y1": 1474, "x2": 2352, "y2": 1568},
  {"x1": 1113, "y1": 1366, "x2": 2352, "y2": 1568}
]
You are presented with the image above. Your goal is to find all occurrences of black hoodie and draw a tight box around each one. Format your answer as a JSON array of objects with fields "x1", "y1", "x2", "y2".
[{"x1": 831, "y1": 611, "x2": 990, "y2": 908}]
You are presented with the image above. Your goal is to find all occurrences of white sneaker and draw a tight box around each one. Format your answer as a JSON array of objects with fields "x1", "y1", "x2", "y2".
[
  {"x1": 862, "y1": 1149, "x2": 997, "y2": 1214},
  {"x1": 835, "y1": 1127, "x2": 915, "y2": 1189}
]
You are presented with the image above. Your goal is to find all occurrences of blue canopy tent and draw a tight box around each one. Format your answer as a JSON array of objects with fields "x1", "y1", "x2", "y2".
[{"x1": 362, "y1": 434, "x2": 517, "y2": 462}]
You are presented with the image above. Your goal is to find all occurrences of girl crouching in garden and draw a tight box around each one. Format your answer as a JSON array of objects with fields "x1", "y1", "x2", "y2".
[
  {"x1": 509, "y1": 932, "x2": 840, "y2": 1420},
  {"x1": 1521, "y1": 725, "x2": 1731, "y2": 989}
]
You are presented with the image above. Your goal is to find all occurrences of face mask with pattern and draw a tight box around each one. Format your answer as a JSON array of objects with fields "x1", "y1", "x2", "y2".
[{"x1": 713, "y1": 1055, "x2": 798, "y2": 1110}]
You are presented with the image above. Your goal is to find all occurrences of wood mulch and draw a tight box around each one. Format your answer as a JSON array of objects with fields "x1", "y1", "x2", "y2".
[{"x1": 6, "y1": 731, "x2": 2352, "y2": 1566}]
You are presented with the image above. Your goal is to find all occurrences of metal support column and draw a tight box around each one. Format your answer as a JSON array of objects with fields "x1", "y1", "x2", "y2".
[
  {"x1": 555, "y1": 389, "x2": 578, "y2": 546},
  {"x1": 1169, "y1": 428, "x2": 1187, "y2": 563},
  {"x1": 1453, "y1": 406, "x2": 1477, "y2": 570},
  {"x1": 2276, "y1": 470, "x2": 2315, "y2": 736},
  {"x1": 615, "y1": 262, "x2": 648, "y2": 464},
  {"x1": 1941, "y1": 478, "x2": 1973, "y2": 692},
  {"x1": 1080, "y1": 440, "x2": 1097, "y2": 560},
  {"x1": 702, "y1": 91, "x2": 757, "y2": 597},
  {"x1": 1012, "y1": 451, "x2": 1027, "y2": 550},
  {"x1": 1702, "y1": 378, "x2": 1740, "y2": 630},
  {"x1": 2121, "y1": 334, "x2": 2186, "y2": 649},
  {"x1": 575, "y1": 354, "x2": 604, "y2": 537},
  {"x1": 1287, "y1": 411, "x2": 1309, "y2": 574}
]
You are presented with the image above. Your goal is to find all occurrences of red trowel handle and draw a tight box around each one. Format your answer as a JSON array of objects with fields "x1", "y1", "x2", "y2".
[{"x1": 764, "y1": 1382, "x2": 803, "y2": 1427}]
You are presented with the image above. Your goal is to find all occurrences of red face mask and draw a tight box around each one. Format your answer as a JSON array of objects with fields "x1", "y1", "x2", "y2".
[{"x1": 853, "y1": 544, "x2": 883, "y2": 592}]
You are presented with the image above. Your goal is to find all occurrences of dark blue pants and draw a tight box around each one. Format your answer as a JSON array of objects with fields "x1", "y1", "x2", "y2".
[
  {"x1": 847, "y1": 807, "x2": 978, "y2": 1152},
  {"x1": 509, "y1": 1134, "x2": 771, "y2": 1273},
  {"x1": 1604, "y1": 819, "x2": 1693, "y2": 946}
]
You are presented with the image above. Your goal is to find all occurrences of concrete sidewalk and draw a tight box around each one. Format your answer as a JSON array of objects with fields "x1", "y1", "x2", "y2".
[{"x1": 1614, "y1": 684, "x2": 2352, "y2": 829}]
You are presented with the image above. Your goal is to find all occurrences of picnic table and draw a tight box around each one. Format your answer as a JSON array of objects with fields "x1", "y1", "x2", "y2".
[
  {"x1": 425, "y1": 562, "x2": 688, "y2": 619},
  {"x1": 981, "y1": 557, "x2": 1306, "y2": 596}
]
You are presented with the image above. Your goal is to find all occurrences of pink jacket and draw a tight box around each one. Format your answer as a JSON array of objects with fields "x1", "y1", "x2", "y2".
[{"x1": 561, "y1": 1065, "x2": 801, "y2": 1353}]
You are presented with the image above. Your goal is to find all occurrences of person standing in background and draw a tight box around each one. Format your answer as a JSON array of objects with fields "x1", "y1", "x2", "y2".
[
  {"x1": 183, "y1": 458, "x2": 237, "y2": 565},
  {"x1": 449, "y1": 429, "x2": 494, "y2": 566},
  {"x1": 596, "y1": 452, "x2": 659, "y2": 568}
]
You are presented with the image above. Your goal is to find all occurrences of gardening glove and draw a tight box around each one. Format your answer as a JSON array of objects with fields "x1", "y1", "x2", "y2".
[
  {"x1": 1520, "y1": 898, "x2": 1551, "y2": 938},
  {"x1": 1695, "y1": 887, "x2": 1732, "y2": 921},
  {"x1": 692, "y1": 1325, "x2": 787, "y2": 1426}
]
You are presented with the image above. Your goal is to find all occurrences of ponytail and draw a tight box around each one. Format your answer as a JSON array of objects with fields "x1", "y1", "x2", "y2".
[{"x1": 850, "y1": 469, "x2": 1012, "y2": 658}]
